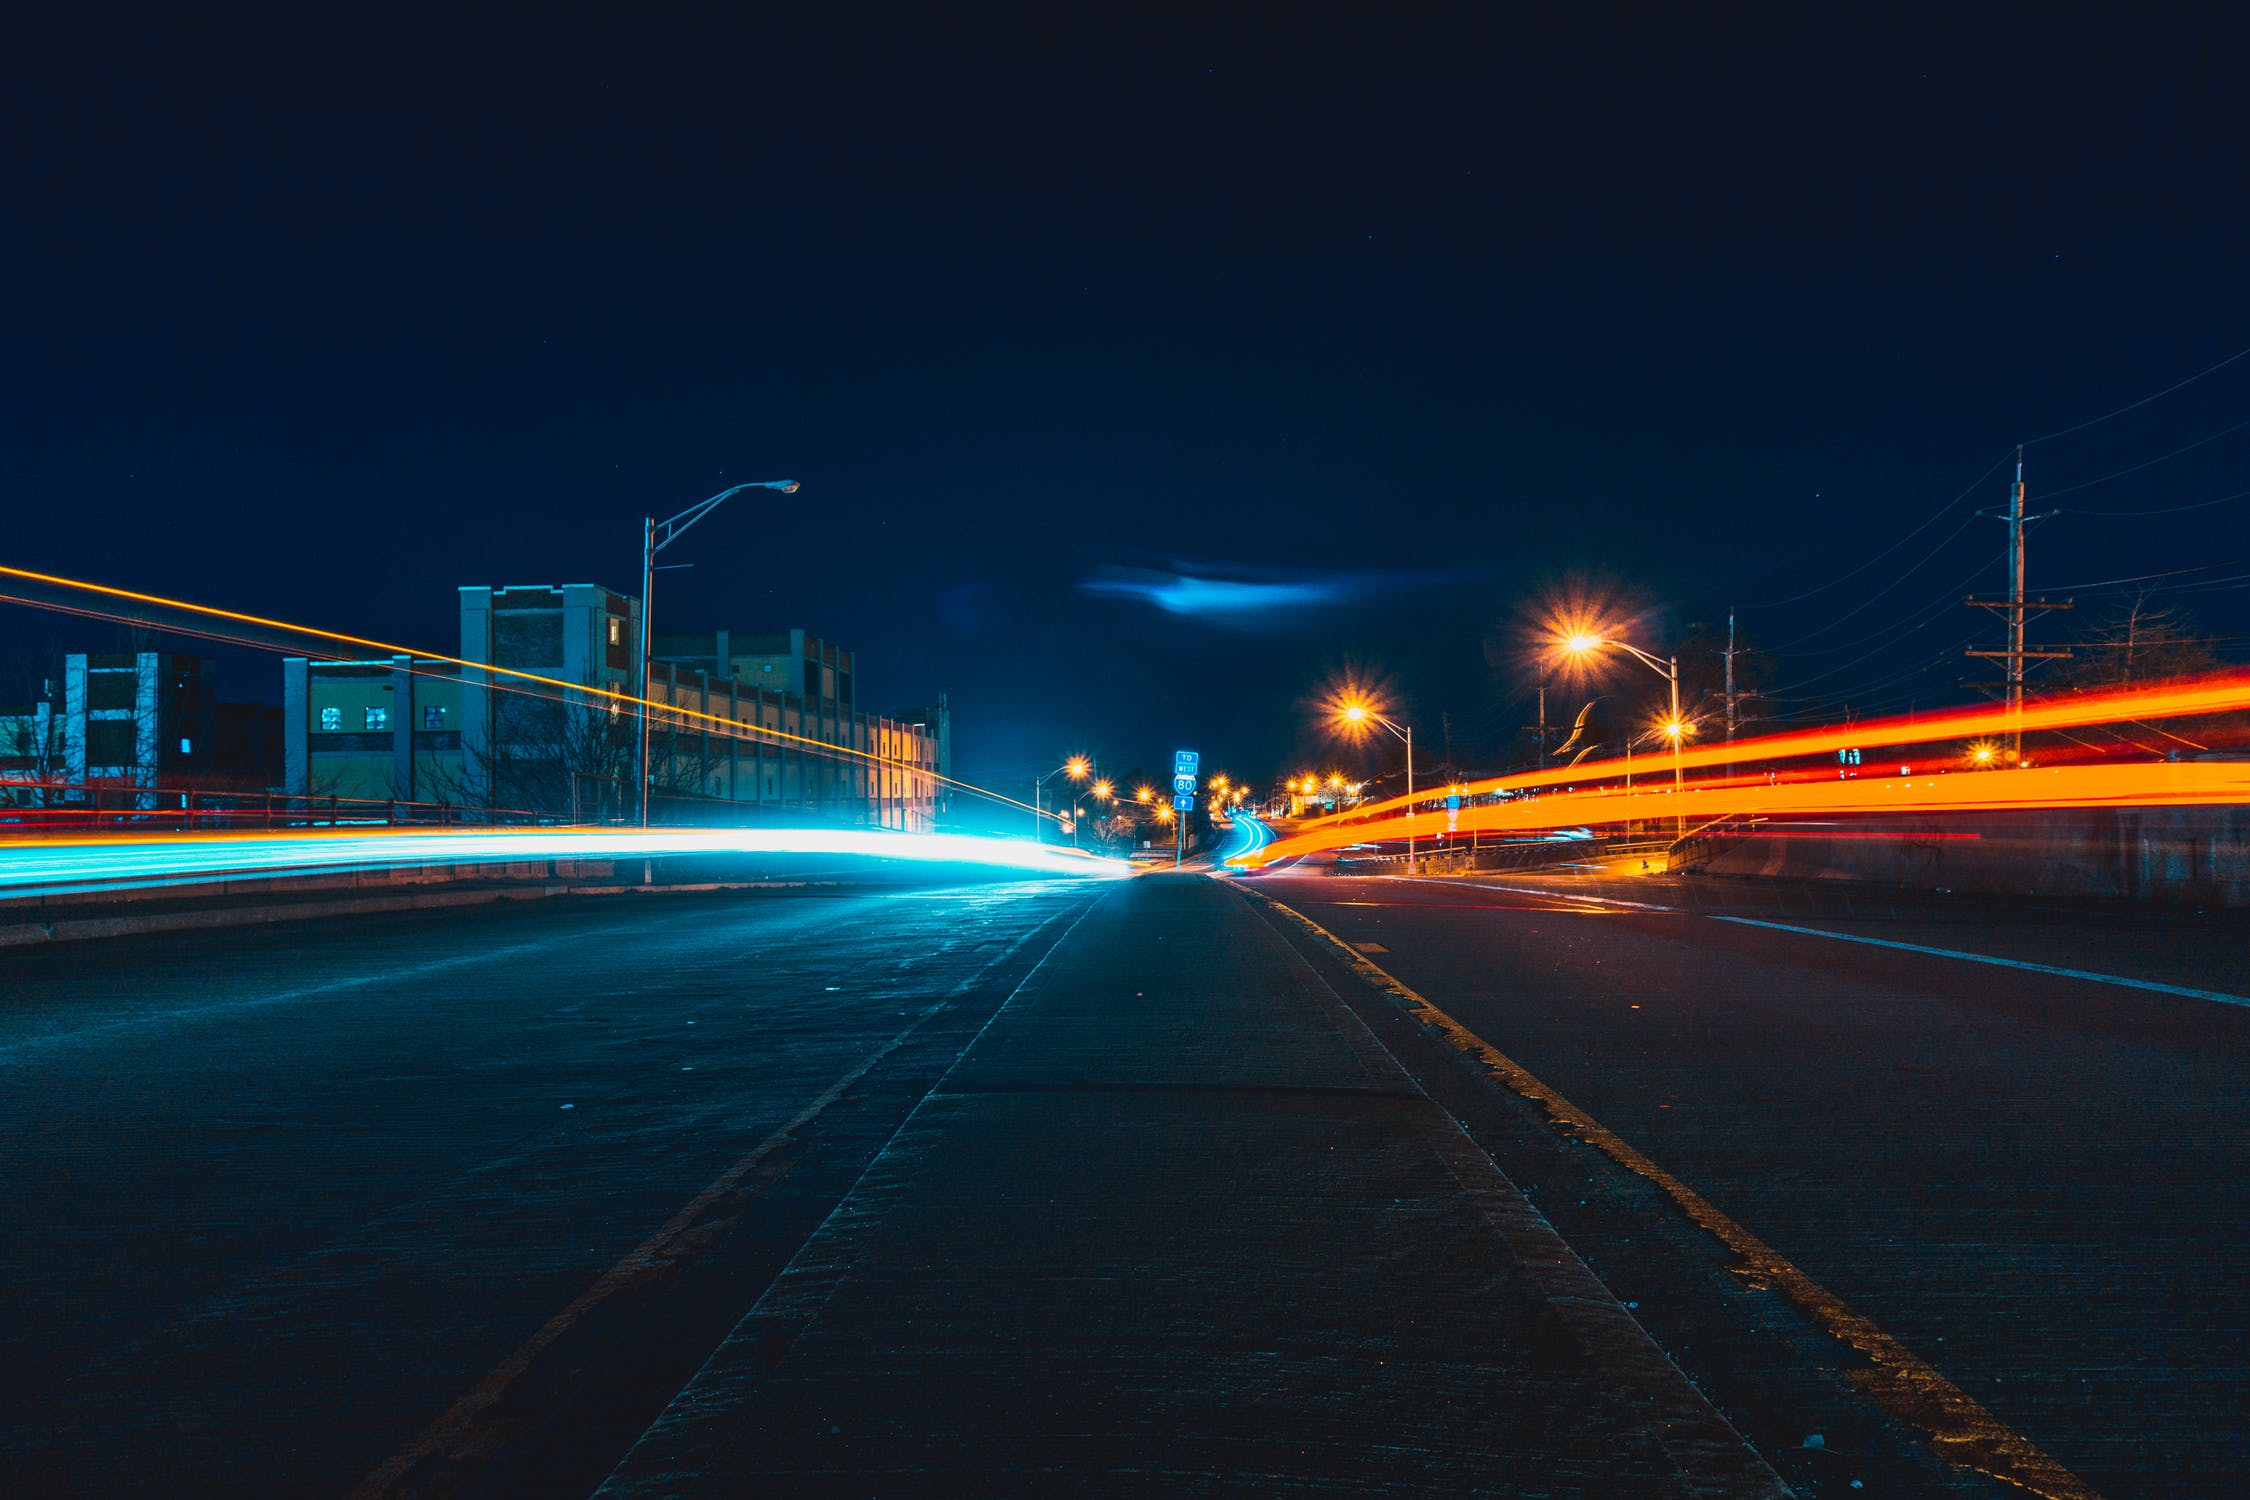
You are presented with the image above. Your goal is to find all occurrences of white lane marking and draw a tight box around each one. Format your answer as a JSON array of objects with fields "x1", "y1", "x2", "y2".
[
  {"x1": 1711, "y1": 915, "x2": 2250, "y2": 1009},
  {"x1": 1393, "y1": 875, "x2": 1681, "y2": 912},
  {"x1": 1387, "y1": 874, "x2": 2250, "y2": 1011}
]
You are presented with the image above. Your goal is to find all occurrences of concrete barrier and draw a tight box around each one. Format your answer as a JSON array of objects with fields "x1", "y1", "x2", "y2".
[{"x1": 1692, "y1": 805, "x2": 2250, "y2": 908}]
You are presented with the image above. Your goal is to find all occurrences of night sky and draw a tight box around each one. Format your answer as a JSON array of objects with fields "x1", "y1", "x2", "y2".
[{"x1": 8, "y1": 8, "x2": 2250, "y2": 816}]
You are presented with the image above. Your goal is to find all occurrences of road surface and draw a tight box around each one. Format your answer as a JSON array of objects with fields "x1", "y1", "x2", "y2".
[{"x1": 6, "y1": 868, "x2": 2244, "y2": 1496}]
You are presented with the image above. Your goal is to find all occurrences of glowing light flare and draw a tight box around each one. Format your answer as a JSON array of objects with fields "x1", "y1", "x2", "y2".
[{"x1": 1064, "y1": 756, "x2": 1091, "y2": 781}]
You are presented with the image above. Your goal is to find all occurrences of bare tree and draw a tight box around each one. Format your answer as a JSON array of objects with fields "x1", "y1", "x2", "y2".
[
  {"x1": 0, "y1": 637, "x2": 67, "y2": 806},
  {"x1": 2070, "y1": 591, "x2": 2220, "y2": 687}
]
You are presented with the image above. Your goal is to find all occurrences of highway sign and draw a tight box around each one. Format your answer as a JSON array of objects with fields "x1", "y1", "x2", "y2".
[
  {"x1": 1173, "y1": 794, "x2": 1195, "y2": 811},
  {"x1": 1174, "y1": 750, "x2": 1199, "y2": 774},
  {"x1": 1172, "y1": 773, "x2": 1197, "y2": 794}
]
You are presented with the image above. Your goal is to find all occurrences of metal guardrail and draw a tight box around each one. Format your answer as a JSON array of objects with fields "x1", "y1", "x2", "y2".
[
  {"x1": 1667, "y1": 816, "x2": 1765, "y2": 873},
  {"x1": 1336, "y1": 835, "x2": 1667, "y2": 876}
]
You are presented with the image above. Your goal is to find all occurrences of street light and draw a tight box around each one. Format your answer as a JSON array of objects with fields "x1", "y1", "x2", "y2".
[
  {"x1": 1334, "y1": 696, "x2": 1419, "y2": 873},
  {"x1": 1562, "y1": 633, "x2": 1685, "y2": 835},
  {"x1": 1033, "y1": 755, "x2": 1091, "y2": 844},
  {"x1": 639, "y1": 479, "x2": 800, "y2": 826}
]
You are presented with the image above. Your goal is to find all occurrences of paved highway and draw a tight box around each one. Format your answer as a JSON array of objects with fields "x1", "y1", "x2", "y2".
[
  {"x1": 6, "y1": 866, "x2": 2244, "y2": 1497},
  {"x1": 1250, "y1": 868, "x2": 2250, "y2": 1499},
  {"x1": 3, "y1": 882, "x2": 1096, "y2": 1495}
]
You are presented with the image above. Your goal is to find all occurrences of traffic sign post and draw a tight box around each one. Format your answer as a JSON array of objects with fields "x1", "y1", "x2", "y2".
[{"x1": 1173, "y1": 750, "x2": 1198, "y2": 869}]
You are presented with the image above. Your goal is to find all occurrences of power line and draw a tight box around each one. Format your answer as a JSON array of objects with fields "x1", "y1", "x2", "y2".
[
  {"x1": 2039, "y1": 559, "x2": 2248, "y2": 592},
  {"x1": 1742, "y1": 449, "x2": 2013, "y2": 610},
  {"x1": 2065, "y1": 484, "x2": 2250, "y2": 519},
  {"x1": 1763, "y1": 513, "x2": 1985, "y2": 651},
  {"x1": 2035, "y1": 413, "x2": 2250, "y2": 499},
  {"x1": 2018, "y1": 340, "x2": 2250, "y2": 446}
]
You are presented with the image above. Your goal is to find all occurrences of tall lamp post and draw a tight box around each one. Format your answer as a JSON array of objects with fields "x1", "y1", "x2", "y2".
[
  {"x1": 1335, "y1": 698, "x2": 1417, "y2": 874},
  {"x1": 639, "y1": 479, "x2": 800, "y2": 827},
  {"x1": 1562, "y1": 633, "x2": 1687, "y2": 836},
  {"x1": 1034, "y1": 755, "x2": 1090, "y2": 844}
]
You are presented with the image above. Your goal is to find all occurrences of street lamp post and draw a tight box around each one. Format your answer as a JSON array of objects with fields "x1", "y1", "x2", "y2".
[
  {"x1": 1336, "y1": 701, "x2": 1417, "y2": 873},
  {"x1": 1033, "y1": 756, "x2": 1091, "y2": 844},
  {"x1": 1562, "y1": 633, "x2": 1685, "y2": 836},
  {"x1": 639, "y1": 479, "x2": 800, "y2": 827}
]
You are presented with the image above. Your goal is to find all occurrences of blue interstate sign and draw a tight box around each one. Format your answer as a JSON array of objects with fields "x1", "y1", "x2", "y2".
[
  {"x1": 1172, "y1": 773, "x2": 1197, "y2": 794},
  {"x1": 1174, "y1": 749, "x2": 1199, "y2": 774},
  {"x1": 1173, "y1": 794, "x2": 1195, "y2": 811}
]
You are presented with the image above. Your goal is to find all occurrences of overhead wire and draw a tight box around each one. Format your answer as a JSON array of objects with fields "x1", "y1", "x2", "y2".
[
  {"x1": 2034, "y1": 413, "x2": 2250, "y2": 499},
  {"x1": 2017, "y1": 340, "x2": 2250, "y2": 447}
]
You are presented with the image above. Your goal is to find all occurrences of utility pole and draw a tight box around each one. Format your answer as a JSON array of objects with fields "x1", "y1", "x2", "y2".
[
  {"x1": 1724, "y1": 608, "x2": 1738, "y2": 742},
  {"x1": 1441, "y1": 711, "x2": 1454, "y2": 780},
  {"x1": 1525, "y1": 677, "x2": 1549, "y2": 769},
  {"x1": 1966, "y1": 446, "x2": 2070, "y2": 760}
]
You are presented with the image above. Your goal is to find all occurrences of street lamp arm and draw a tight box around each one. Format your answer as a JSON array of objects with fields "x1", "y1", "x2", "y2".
[
  {"x1": 655, "y1": 480, "x2": 800, "y2": 554},
  {"x1": 1603, "y1": 637, "x2": 1673, "y2": 678}
]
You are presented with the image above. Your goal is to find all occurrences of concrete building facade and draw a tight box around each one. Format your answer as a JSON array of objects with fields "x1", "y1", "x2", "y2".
[{"x1": 284, "y1": 585, "x2": 949, "y2": 829}]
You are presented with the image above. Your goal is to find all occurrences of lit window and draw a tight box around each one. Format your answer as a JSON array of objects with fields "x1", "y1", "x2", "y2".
[
  {"x1": 366, "y1": 707, "x2": 388, "y2": 730},
  {"x1": 423, "y1": 705, "x2": 446, "y2": 729},
  {"x1": 178, "y1": 737, "x2": 193, "y2": 755},
  {"x1": 319, "y1": 706, "x2": 341, "y2": 731},
  {"x1": 607, "y1": 617, "x2": 623, "y2": 646}
]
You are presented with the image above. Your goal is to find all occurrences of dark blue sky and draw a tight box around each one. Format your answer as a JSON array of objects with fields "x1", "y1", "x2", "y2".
[{"x1": 7, "y1": 7, "x2": 2249, "y2": 807}]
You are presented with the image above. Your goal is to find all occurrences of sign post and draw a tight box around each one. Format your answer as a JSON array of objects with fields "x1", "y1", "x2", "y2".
[{"x1": 1172, "y1": 750, "x2": 1199, "y2": 869}]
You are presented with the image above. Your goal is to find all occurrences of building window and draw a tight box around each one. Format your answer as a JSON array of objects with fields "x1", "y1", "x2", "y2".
[
  {"x1": 607, "y1": 616, "x2": 623, "y2": 647},
  {"x1": 178, "y1": 737, "x2": 193, "y2": 755},
  {"x1": 423, "y1": 705, "x2": 446, "y2": 729},
  {"x1": 320, "y1": 706, "x2": 341, "y2": 731},
  {"x1": 365, "y1": 706, "x2": 388, "y2": 730}
]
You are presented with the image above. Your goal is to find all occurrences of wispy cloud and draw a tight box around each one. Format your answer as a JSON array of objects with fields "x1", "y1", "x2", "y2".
[{"x1": 1079, "y1": 559, "x2": 1465, "y2": 627}]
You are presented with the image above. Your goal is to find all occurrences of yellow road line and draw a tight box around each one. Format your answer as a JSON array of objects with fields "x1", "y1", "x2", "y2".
[{"x1": 1253, "y1": 890, "x2": 2101, "y2": 1500}]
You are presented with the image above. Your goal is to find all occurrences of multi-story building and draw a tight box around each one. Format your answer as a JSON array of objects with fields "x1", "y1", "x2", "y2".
[{"x1": 284, "y1": 585, "x2": 949, "y2": 829}]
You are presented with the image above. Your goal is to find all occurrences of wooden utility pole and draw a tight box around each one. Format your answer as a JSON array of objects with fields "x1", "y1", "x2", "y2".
[
  {"x1": 1966, "y1": 446, "x2": 2071, "y2": 759},
  {"x1": 1724, "y1": 607, "x2": 1738, "y2": 742}
]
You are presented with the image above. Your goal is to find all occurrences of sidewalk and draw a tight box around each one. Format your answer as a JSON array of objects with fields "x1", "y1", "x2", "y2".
[{"x1": 598, "y1": 874, "x2": 1786, "y2": 1497}]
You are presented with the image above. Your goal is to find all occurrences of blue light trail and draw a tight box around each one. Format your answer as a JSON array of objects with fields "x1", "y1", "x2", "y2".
[{"x1": 0, "y1": 827, "x2": 1129, "y2": 900}]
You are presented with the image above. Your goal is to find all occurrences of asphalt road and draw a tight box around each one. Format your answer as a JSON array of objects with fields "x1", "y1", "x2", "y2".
[
  {"x1": 3, "y1": 881, "x2": 1098, "y2": 1496},
  {"x1": 1251, "y1": 869, "x2": 2250, "y2": 1500},
  {"x1": 9, "y1": 868, "x2": 2245, "y2": 1498}
]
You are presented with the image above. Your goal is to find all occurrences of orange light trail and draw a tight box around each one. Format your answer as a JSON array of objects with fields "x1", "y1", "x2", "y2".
[
  {"x1": 1247, "y1": 758, "x2": 2250, "y2": 867},
  {"x1": 0, "y1": 562, "x2": 1048, "y2": 819},
  {"x1": 1298, "y1": 672, "x2": 2250, "y2": 833}
]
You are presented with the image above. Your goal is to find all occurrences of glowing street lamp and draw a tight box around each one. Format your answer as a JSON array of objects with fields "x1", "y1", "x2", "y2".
[
  {"x1": 1135, "y1": 784, "x2": 1155, "y2": 803},
  {"x1": 639, "y1": 479, "x2": 800, "y2": 826},
  {"x1": 1333, "y1": 695, "x2": 1419, "y2": 873},
  {"x1": 1561, "y1": 633, "x2": 1686, "y2": 835}
]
